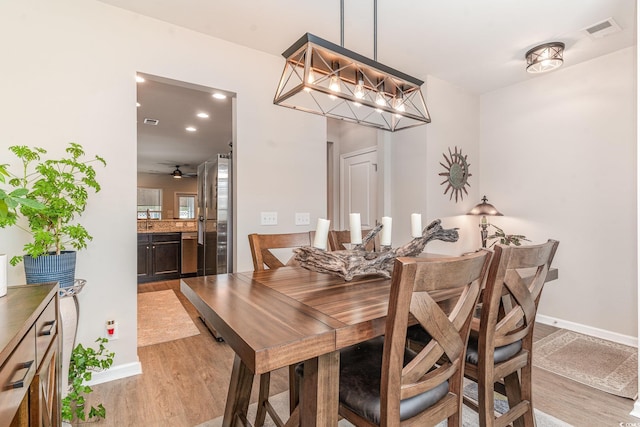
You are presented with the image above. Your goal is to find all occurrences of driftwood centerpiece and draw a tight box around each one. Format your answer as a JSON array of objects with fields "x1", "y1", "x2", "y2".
[{"x1": 293, "y1": 219, "x2": 459, "y2": 281}]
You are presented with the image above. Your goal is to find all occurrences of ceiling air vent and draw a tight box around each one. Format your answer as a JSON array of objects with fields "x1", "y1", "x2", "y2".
[
  {"x1": 583, "y1": 18, "x2": 621, "y2": 39},
  {"x1": 143, "y1": 118, "x2": 159, "y2": 125}
]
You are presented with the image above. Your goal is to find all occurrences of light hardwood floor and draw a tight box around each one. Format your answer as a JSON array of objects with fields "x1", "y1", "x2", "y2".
[{"x1": 85, "y1": 279, "x2": 639, "y2": 426}]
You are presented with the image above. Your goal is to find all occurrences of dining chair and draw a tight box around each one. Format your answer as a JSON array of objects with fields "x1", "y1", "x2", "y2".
[
  {"x1": 328, "y1": 229, "x2": 376, "y2": 252},
  {"x1": 248, "y1": 232, "x2": 313, "y2": 427},
  {"x1": 463, "y1": 239, "x2": 559, "y2": 427},
  {"x1": 248, "y1": 232, "x2": 313, "y2": 271},
  {"x1": 337, "y1": 250, "x2": 491, "y2": 426}
]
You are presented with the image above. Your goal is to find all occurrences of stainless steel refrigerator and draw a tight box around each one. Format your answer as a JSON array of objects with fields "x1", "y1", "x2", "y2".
[{"x1": 197, "y1": 153, "x2": 232, "y2": 276}]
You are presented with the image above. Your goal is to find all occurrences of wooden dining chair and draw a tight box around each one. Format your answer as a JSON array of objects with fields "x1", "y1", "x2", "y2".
[
  {"x1": 328, "y1": 229, "x2": 376, "y2": 252},
  {"x1": 248, "y1": 232, "x2": 313, "y2": 427},
  {"x1": 248, "y1": 232, "x2": 313, "y2": 271},
  {"x1": 336, "y1": 250, "x2": 491, "y2": 426},
  {"x1": 464, "y1": 239, "x2": 559, "y2": 427}
]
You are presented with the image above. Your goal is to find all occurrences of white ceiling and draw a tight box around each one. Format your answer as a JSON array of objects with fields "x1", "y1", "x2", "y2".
[
  {"x1": 136, "y1": 74, "x2": 232, "y2": 176},
  {"x1": 122, "y1": 0, "x2": 636, "y2": 174}
]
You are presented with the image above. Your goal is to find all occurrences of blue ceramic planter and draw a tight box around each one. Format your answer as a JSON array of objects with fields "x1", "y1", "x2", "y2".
[{"x1": 24, "y1": 251, "x2": 76, "y2": 288}]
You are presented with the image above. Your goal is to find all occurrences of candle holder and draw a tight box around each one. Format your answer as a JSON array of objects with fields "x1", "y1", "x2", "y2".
[{"x1": 294, "y1": 219, "x2": 459, "y2": 281}]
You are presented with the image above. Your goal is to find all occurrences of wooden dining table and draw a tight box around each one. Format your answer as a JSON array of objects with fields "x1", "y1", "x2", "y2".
[{"x1": 180, "y1": 265, "x2": 558, "y2": 427}]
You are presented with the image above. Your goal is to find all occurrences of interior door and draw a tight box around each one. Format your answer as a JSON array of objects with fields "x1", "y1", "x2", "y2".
[{"x1": 340, "y1": 148, "x2": 378, "y2": 230}]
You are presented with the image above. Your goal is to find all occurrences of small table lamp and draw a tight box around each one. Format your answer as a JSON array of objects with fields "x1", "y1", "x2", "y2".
[{"x1": 467, "y1": 196, "x2": 503, "y2": 248}]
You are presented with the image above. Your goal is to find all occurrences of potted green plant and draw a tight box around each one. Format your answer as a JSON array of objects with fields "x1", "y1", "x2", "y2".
[
  {"x1": 62, "y1": 338, "x2": 115, "y2": 424},
  {"x1": 486, "y1": 224, "x2": 531, "y2": 247},
  {"x1": 0, "y1": 163, "x2": 44, "y2": 223},
  {"x1": 0, "y1": 143, "x2": 106, "y2": 287}
]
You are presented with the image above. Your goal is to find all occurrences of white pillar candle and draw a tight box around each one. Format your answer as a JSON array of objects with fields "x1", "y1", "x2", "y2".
[
  {"x1": 313, "y1": 218, "x2": 330, "y2": 250},
  {"x1": 380, "y1": 216, "x2": 392, "y2": 246},
  {"x1": 0, "y1": 254, "x2": 7, "y2": 297},
  {"x1": 411, "y1": 213, "x2": 422, "y2": 238},
  {"x1": 349, "y1": 213, "x2": 362, "y2": 244}
]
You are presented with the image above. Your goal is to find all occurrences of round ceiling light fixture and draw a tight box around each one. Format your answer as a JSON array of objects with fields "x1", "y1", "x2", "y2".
[{"x1": 525, "y1": 42, "x2": 565, "y2": 74}]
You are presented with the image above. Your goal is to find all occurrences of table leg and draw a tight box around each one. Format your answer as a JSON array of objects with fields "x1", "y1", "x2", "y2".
[
  {"x1": 300, "y1": 351, "x2": 339, "y2": 427},
  {"x1": 223, "y1": 354, "x2": 254, "y2": 427}
]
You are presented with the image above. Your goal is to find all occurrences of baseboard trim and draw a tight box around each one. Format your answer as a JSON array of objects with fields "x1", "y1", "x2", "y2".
[
  {"x1": 630, "y1": 399, "x2": 640, "y2": 419},
  {"x1": 86, "y1": 361, "x2": 143, "y2": 386},
  {"x1": 537, "y1": 314, "x2": 638, "y2": 347}
]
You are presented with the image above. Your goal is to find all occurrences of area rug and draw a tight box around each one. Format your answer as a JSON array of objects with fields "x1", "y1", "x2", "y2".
[
  {"x1": 197, "y1": 389, "x2": 572, "y2": 427},
  {"x1": 137, "y1": 290, "x2": 200, "y2": 347},
  {"x1": 533, "y1": 329, "x2": 637, "y2": 399}
]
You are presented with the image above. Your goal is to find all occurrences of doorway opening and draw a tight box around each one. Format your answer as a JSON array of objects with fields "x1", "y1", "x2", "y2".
[{"x1": 136, "y1": 73, "x2": 235, "y2": 285}]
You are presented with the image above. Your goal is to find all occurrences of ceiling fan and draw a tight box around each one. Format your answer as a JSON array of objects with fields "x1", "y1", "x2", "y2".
[{"x1": 170, "y1": 165, "x2": 196, "y2": 178}]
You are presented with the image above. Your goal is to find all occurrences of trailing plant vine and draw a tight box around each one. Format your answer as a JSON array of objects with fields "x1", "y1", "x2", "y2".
[{"x1": 61, "y1": 338, "x2": 115, "y2": 424}]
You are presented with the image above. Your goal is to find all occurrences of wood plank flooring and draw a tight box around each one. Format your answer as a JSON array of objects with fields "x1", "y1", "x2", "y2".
[{"x1": 84, "y1": 279, "x2": 639, "y2": 426}]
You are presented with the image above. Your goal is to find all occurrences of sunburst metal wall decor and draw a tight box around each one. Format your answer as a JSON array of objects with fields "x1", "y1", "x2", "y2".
[{"x1": 439, "y1": 146, "x2": 471, "y2": 202}]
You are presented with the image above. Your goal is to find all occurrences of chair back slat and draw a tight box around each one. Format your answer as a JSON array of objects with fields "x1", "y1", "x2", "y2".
[
  {"x1": 379, "y1": 250, "x2": 491, "y2": 423},
  {"x1": 480, "y1": 239, "x2": 559, "y2": 353},
  {"x1": 328, "y1": 229, "x2": 376, "y2": 252},
  {"x1": 248, "y1": 232, "x2": 313, "y2": 271}
]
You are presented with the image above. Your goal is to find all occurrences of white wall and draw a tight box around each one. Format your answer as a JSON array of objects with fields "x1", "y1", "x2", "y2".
[
  {"x1": 389, "y1": 76, "x2": 480, "y2": 255},
  {"x1": 480, "y1": 47, "x2": 637, "y2": 338},
  {"x1": 0, "y1": 0, "x2": 326, "y2": 373}
]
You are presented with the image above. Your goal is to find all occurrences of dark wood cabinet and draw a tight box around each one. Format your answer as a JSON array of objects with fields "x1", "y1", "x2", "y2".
[
  {"x1": 138, "y1": 233, "x2": 181, "y2": 283},
  {"x1": 0, "y1": 283, "x2": 60, "y2": 427}
]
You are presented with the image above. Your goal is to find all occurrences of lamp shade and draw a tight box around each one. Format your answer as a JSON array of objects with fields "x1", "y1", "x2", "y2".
[
  {"x1": 274, "y1": 33, "x2": 430, "y2": 132},
  {"x1": 467, "y1": 196, "x2": 503, "y2": 216},
  {"x1": 525, "y1": 42, "x2": 565, "y2": 74}
]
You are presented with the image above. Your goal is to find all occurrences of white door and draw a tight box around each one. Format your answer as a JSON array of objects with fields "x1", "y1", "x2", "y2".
[{"x1": 340, "y1": 148, "x2": 378, "y2": 230}]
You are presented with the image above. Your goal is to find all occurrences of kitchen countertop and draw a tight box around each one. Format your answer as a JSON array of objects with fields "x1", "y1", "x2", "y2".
[{"x1": 137, "y1": 219, "x2": 197, "y2": 233}]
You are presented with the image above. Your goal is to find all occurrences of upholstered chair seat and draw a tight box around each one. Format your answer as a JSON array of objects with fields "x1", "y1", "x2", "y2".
[
  {"x1": 465, "y1": 335, "x2": 523, "y2": 365},
  {"x1": 338, "y1": 337, "x2": 450, "y2": 424}
]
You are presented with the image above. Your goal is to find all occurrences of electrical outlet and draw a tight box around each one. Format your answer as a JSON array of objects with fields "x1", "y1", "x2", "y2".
[
  {"x1": 260, "y1": 211, "x2": 278, "y2": 225},
  {"x1": 105, "y1": 320, "x2": 119, "y2": 340},
  {"x1": 295, "y1": 212, "x2": 310, "y2": 226}
]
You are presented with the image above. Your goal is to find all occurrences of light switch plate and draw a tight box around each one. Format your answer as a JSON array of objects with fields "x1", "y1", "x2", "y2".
[
  {"x1": 261, "y1": 211, "x2": 278, "y2": 225},
  {"x1": 295, "y1": 212, "x2": 310, "y2": 226}
]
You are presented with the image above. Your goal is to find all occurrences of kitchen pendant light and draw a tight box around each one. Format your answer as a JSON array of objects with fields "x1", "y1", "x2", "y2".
[{"x1": 273, "y1": 1, "x2": 430, "y2": 132}]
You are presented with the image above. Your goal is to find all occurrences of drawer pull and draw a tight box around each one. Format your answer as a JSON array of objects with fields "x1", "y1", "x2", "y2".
[
  {"x1": 7, "y1": 360, "x2": 34, "y2": 389},
  {"x1": 41, "y1": 320, "x2": 57, "y2": 336}
]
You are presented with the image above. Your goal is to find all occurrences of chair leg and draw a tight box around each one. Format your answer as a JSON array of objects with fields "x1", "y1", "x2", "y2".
[
  {"x1": 477, "y1": 376, "x2": 495, "y2": 427},
  {"x1": 255, "y1": 372, "x2": 270, "y2": 427},
  {"x1": 288, "y1": 364, "x2": 299, "y2": 414},
  {"x1": 505, "y1": 368, "x2": 535, "y2": 427}
]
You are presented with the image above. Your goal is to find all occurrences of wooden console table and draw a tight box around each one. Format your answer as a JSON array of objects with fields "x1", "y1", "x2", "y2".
[{"x1": 0, "y1": 283, "x2": 60, "y2": 427}]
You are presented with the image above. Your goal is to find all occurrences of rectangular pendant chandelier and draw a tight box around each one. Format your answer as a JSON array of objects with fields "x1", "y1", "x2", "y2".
[{"x1": 274, "y1": 33, "x2": 431, "y2": 132}]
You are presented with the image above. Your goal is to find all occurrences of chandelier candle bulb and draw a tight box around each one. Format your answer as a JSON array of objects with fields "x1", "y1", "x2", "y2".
[
  {"x1": 380, "y1": 217, "x2": 392, "y2": 246},
  {"x1": 313, "y1": 218, "x2": 330, "y2": 250},
  {"x1": 411, "y1": 213, "x2": 422, "y2": 238},
  {"x1": 349, "y1": 213, "x2": 362, "y2": 244},
  {"x1": 0, "y1": 254, "x2": 6, "y2": 297}
]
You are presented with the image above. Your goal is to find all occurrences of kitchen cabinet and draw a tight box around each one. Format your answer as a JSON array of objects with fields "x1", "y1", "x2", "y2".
[
  {"x1": 0, "y1": 282, "x2": 60, "y2": 427},
  {"x1": 138, "y1": 233, "x2": 181, "y2": 283}
]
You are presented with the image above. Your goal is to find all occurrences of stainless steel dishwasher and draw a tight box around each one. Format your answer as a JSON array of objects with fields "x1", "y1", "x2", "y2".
[{"x1": 181, "y1": 232, "x2": 198, "y2": 276}]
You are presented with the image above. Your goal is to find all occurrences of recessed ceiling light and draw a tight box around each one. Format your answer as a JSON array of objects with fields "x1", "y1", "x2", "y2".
[
  {"x1": 136, "y1": 102, "x2": 141, "y2": 107},
  {"x1": 136, "y1": 75, "x2": 145, "y2": 83},
  {"x1": 186, "y1": 126, "x2": 197, "y2": 132},
  {"x1": 197, "y1": 112, "x2": 209, "y2": 118},
  {"x1": 212, "y1": 93, "x2": 227, "y2": 100}
]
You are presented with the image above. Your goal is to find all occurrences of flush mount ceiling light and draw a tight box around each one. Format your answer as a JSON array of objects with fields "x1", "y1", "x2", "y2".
[
  {"x1": 525, "y1": 42, "x2": 565, "y2": 74},
  {"x1": 274, "y1": 0, "x2": 430, "y2": 132}
]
